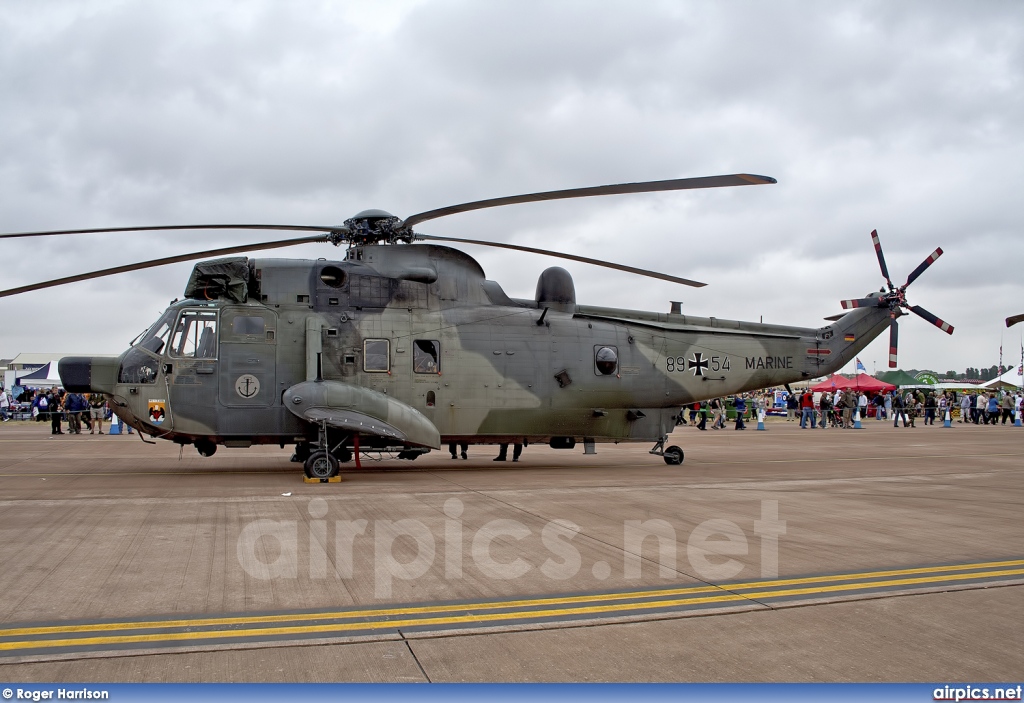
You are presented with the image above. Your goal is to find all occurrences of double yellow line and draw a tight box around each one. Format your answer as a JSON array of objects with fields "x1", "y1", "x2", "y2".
[{"x1": 1, "y1": 559, "x2": 1021, "y2": 655}]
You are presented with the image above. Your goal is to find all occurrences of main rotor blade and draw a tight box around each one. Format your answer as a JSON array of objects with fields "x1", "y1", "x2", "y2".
[
  {"x1": 1006, "y1": 314, "x2": 1024, "y2": 328},
  {"x1": 870, "y1": 230, "x2": 893, "y2": 289},
  {"x1": 402, "y1": 174, "x2": 776, "y2": 229},
  {"x1": 909, "y1": 305, "x2": 954, "y2": 335},
  {"x1": 0, "y1": 223, "x2": 339, "y2": 241},
  {"x1": 0, "y1": 235, "x2": 328, "y2": 298},
  {"x1": 414, "y1": 233, "x2": 706, "y2": 287},
  {"x1": 902, "y1": 247, "x2": 943, "y2": 288},
  {"x1": 888, "y1": 315, "x2": 899, "y2": 368},
  {"x1": 840, "y1": 297, "x2": 884, "y2": 310}
]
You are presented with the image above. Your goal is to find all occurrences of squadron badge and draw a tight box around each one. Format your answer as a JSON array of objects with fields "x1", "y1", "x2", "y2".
[
  {"x1": 235, "y1": 374, "x2": 261, "y2": 399},
  {"x1": 148, "y1": 400, "x2": 166, "y2": 425}
]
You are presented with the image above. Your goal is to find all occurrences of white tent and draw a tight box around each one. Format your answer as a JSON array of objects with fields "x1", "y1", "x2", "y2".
[
  {"x1": 15, "y1": 361, "x2": 63, "y2": 389},
  {"x1": 980, "y1": 366, "x2": 1024, "y2": 389}
]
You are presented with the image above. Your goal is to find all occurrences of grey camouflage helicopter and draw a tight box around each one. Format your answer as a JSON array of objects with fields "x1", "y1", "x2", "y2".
[{"x1": 0, "y1": 174, "x2": 954, "y2": 478}]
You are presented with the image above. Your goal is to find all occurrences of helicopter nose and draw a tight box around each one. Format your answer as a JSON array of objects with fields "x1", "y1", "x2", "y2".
[{"x1": 58, "y1": 356, "x2": 120, "y2": 394}]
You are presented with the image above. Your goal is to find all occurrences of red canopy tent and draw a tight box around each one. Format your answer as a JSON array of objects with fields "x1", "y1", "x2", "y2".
[{"x1": 810, "y1": 373, "x2": 896, "y2": 393}]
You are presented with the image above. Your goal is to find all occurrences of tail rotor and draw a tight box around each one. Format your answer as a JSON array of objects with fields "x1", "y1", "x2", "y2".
[{"x1": 838, "y1": 230, "x2": 954, "y2": 368}]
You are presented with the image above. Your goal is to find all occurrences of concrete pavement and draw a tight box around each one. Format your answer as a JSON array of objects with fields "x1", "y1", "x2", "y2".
[{"x1": 0, "y1": 418, "x2": 1020, "y2": 681}]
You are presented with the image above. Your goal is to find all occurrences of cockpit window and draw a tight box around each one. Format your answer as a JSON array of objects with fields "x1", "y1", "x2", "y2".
[
  {"x1": 132, "y1": 309, "x2": 175, "y2": 353},
  {"x1": 118, "y1": 347, "x2": 159, "y2": 384},
  {"x1": 170, "y1": 310, "x2": 219, "y2": 359},
  {"x1": 140, "y1": 320, "x2": 173, "y2": 355}
]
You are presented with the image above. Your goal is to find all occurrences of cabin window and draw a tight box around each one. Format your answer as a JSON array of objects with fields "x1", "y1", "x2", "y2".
[
  {"x1": 170, "y1": 310, "x2": 219, "y2": 359},
  {"x1": 363, "y1": 339, "x2": 390, "y2": 372},
  {"x1": 594, "y1": 346, "x2": 618, "y2": 376},
  {"x1": 231, "y1": 315, "x2": 265, "y2": 336},
  {"x1": 413, "y1": 340, "x2": 440, "y2": 374}
]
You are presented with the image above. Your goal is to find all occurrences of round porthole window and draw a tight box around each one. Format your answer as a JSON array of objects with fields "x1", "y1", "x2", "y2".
[
  {"x1": 320, "y1": 266, "x2": 347, "y2": 288},
  {"x1": 595, "y1": 346, "x2": 618, "y2": 375}
]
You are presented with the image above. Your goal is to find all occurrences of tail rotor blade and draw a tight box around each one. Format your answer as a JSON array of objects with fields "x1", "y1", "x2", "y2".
[
  {"x1": 903, "y1": 247, "x2": 943, "y2": 287},
  {"x1": 870, "y1": 230, "x2": 894, "y2": 289},
  {"x1": 840, "y1": 298, "x2": 883, "y2": 310},
  {"x1": 888, "y1": 316, "x2": 899, "y2": 368},
  {"x1": 910, "y1": 305, "x2": 954, "y2": 335}
]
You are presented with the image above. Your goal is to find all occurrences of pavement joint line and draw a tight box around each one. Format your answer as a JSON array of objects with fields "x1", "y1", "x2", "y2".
[
  {"x1": 0, "y1": 560, "x2": 1020, "y2": 656},
  {"x1": 424, "y1": 471, "x2": 715, "y2": 590}
]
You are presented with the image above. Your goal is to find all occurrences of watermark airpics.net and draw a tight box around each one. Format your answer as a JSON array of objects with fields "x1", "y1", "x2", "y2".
[
  {"x1": 934, "y1": 684, "x2": 1023, "y2": 701},
  {"x1": 236, "y1": 498, "x2": 787, "y2": 598}
]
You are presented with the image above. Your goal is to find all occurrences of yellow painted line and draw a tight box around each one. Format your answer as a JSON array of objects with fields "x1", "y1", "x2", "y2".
[
  {"x1": 1, "y1": 559, "x2": 1021, "y2": 639},
  {"x1": 1, "y1": 567, "x2": 1021, "y2": 652}
]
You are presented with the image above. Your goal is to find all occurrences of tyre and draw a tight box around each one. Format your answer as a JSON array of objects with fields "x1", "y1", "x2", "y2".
[
  {"x1": 195, "y1": 439, "x2": 217, "y2": 457},
  {"x1": 663, "y1": 445, "x2": 684, "y2": 465},
  {"x1": 304, "y1": 450, "x2": 339, "y2": 479}
]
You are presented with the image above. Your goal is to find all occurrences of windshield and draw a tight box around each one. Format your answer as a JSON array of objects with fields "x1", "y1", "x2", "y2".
[{"x1": 132, "y1": 309, "x2": 176, "y2": 355}]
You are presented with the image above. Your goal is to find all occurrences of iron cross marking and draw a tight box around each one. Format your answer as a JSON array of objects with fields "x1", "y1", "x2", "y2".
[{"x1": 688, "y1": 352, "x2": 709, "y2": 377}]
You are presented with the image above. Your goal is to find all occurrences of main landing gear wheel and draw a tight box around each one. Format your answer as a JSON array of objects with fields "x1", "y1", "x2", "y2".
[
  {"x1": 663, "y1": 445, "x2": 684, "y2": 465},
  {"x1": 304, "y1": 450, "x2": 339, "y2": 479}
]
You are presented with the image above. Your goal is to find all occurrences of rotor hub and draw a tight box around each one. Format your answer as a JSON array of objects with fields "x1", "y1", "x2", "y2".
[{"x1": 341, "y1": 210, "x2": 412, "y2": 246}]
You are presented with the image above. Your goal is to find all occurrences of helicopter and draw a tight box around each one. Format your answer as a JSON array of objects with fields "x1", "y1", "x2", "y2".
[{"x1": 0, "y1": 174, "x2": 954, "y2": 478}]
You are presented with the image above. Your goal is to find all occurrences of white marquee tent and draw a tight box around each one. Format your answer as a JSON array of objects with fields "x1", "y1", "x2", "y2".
[
  {"x1": 15, "y1": 361, "x2": 63, "y2": 389},
  {"x1": 980, "y1": 366, "x2": 1024, "y2": 389}
]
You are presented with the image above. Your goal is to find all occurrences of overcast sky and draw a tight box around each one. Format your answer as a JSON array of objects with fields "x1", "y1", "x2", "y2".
[{"x1": 1, "y1": 1, "x2": 1022, "y2": 375}]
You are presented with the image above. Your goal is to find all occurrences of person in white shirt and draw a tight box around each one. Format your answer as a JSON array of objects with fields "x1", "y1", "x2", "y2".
[{"x1": 959, "y1": 393, "x2": 971, "y2": 423}]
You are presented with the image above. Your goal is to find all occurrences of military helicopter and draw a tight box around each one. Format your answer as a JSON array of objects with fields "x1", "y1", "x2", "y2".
[{"x1": 0, "y1": 174, "x2": 954, "y2": 478}]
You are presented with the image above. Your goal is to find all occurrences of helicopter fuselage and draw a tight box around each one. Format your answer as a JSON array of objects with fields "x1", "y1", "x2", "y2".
[{"x1": 60, "y1": 243, "x2": 893, "y2": 455}]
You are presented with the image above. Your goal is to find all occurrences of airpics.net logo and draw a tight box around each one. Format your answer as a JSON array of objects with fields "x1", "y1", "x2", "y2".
[{"x1": 235, "y1": 498, "x2": 786, "y2": 598}]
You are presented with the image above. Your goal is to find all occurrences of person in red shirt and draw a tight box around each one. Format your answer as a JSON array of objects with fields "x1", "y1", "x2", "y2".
[{"x1": 800, "y1": 391, "x2": 817, "y2": 428}]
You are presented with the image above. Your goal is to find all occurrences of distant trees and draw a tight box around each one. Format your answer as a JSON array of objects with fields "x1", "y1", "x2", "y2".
[{"x1": 963, "y1": 366, "x2": 1000, "y2": 381}]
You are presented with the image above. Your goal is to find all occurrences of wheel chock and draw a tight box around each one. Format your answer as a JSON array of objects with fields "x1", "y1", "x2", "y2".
[{"x1": 303, "y1": 475, "x2": 342, "y2": 484}]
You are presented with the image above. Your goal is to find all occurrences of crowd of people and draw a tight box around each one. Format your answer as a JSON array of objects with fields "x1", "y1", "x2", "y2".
[
  {"x1": 781, "y1": 387, "x2": 1022, "y2": 428},
  {"x1": 0, "y1": 385, "x2": 112, "y2": 434},
  {"x1": 672, "y1": 386, "x2": 1024, "y2": 433},
  {"x1": 677, "y1": 395, "x2": 757, "y2": 430}
]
